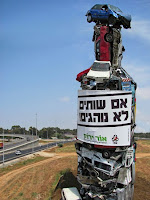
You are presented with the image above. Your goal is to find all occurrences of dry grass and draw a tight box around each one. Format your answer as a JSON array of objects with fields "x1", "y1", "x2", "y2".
[
  {"x1": 133, "y1": 140, "x2": 150, "y2": 200},
  {"x1": 0, "y1": 156, "x2": 48, "y2": 177},
  {"x1": 0, "y1": 141, "x2": 149, "y2": 200},
  {"x1": 45, "y1": 142, "x2": 76, "y2": 153},
  {"x1": 136, "y1": 139, "x2": 150, "y2": 153},
  {"x1": 0, "y1": 142, "x2": 77, "y2": 200}
]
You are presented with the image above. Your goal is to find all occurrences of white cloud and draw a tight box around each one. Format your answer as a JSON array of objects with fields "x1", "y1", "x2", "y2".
[
  {"x1": 121, "y1": 62, "x2": 150, "y2": 86},
  {"x1": 123, "y1": 19, "x2": 150, "y2": 42},
  {"x1": 137, "y1": 87, "x2": 150, "y2": 100},
  {"x1": 59, "y1": 96, "x2": 70, "y2": 102}
]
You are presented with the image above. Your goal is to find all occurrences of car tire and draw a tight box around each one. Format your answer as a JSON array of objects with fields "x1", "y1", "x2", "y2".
[
  {"x1": 108, "y1": 15, "x2": 116, "y2": 25},
  {"x1": 86, "y1": 143, "x2": 93, "y2": 150},
  {"x1": 102, "y1": 150, "x2": 111, "y2": 159},
  {"x1": 87, "y1": 14, "x2": 92, "y2": 23},
  {"x1": 104, "y1": 33, "x2": 113, "y2": 42},
  {"x1": 123, "y1": 22, "x2": 130, "y2": 29}
]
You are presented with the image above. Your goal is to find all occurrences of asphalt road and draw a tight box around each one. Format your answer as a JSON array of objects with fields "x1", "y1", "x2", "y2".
[{"x1": 0, "y1": 141, "x2": 69, "y2": 164}]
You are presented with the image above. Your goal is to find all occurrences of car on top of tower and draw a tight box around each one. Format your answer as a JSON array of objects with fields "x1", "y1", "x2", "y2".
[
  {"x1": 86, "y1": 4, "x2": 131, "y2": 29},
  {"x1": 86, "y1": 60, "x2": 112, "y2": 81}
]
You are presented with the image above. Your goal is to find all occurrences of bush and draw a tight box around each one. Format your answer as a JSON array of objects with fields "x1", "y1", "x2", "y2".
[{"x1": 58, "y1": 143, "x2": 63, "y2": 148}]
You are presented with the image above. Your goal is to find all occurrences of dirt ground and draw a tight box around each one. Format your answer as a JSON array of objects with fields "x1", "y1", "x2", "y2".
[
  {"x1": 0, "y1": 141, "x2": 149, "y2": 200},
  {"x1": 0, "y1": 150, "x2": 78, "y2": 200}
]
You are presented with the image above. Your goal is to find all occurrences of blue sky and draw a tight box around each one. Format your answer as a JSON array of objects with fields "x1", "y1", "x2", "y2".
[{"x1": 0, "y1": 0, "x2": 150, "y2": 132}]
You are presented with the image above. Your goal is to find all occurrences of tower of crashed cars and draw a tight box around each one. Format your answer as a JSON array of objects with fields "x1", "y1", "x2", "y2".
[{"x1": 75, "y1": 4, "x2": 137, "y2": 200}]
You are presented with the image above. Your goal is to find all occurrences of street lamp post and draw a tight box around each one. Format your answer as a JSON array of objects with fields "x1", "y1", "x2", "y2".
[
  {"x1": 55, "y1": 129, "x2": 57, "y2": 146},
  {"x1": 47, "y1": 130, "x2": 48, "y2": 149},
  {"x1": 36, "y1": 113, "x2": 37, "y2": 137},
  {"x1": 32, "y1": 129, "x2": 34, "y2": 153},
  {"x1": 2, "y1": 129, "x2": 5, "y2": 167}
]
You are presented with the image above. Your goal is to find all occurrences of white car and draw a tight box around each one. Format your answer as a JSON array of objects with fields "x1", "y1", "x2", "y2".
[
  {"x1": 61, "y1": 187, "x2": 82, "y2": 200},
  {"x1": 15, "y1": 150, "x2": 22, "y2": 155},
  {"x1": 86, "y1": 60, "x2": 112, "y2": 81}
]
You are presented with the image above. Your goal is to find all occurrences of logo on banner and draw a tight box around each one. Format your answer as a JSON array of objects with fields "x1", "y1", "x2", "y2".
[
  {"x1": 112, "y1": 135, "x2": 119, "y2": 144},
  {"x1": 84, "y1": 133, "x2": 107, "y2": 143}
]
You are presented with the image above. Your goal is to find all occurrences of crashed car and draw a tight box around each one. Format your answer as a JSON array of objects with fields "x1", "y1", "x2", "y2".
[
  {"x1": 93, "y1": 25, "x2": 111, "y2": 61},
  {"x1": 77, "y1": 61, "x2": 113, "y2": 90},
  {"x1": 86, "y1": 4, "x2": 131, "y2": 29},
  {"x1": 76, "y1": 67, "x2": 91, "y2": 82},
  {"x1": 76, "y1": 144, "x2": 135, "y2": 199},
  {"x1": 77, "y1": 147, "x2": 123, "y2": 177},
  {"x1": 93, "y1": 24, "x2": 124, "y2": 69},
  {"x1": 86, "y1": 60, "x2": 112, "y2": 80},
  {"x1": 84, "y1": 60, "x2": 121, "y2": 90}
]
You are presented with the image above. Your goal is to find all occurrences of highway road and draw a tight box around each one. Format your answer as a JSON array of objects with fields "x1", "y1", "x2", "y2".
[
  {"x1": 0, "y1": 141, "x2": 69, "y2": 164},
  {"x1": 0, "y1": 134, "x2": 38, "y2": 150}
]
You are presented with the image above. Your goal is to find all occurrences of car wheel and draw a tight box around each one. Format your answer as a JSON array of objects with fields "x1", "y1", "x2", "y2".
[
  {"x1": 104, "y1": 33, "x2": 113, "y2": 42},
  {"x1": 87, "y1": 14, "x2": 92, "y2": 23},
  {"x1": 102, "y1": 150, "x2": 111, "y2": 159},
  {"x1": 86, "y1": 143, "x2": 93, "y2": 150},
  {"x1": 108, "y1": 15, "x2": 116, "y2": 25},
  {"x1": 123, "y1": 22, "x2": 130, "y2": 29}
]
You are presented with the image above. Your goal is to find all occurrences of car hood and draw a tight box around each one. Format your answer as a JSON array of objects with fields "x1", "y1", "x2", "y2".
[
  {"x1": 87, "y1": 70, "x2": 110, "y2": 79},
  {"x1": 116, "y1": 11, "x2": 131, "y2": 21}
]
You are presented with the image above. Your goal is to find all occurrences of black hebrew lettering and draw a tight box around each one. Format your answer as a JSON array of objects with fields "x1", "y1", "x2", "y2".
[
  {"x1": 113, "y1": 111, "x2": 129, "y2": 122},
  {"x1": 93, "y1": 113, "x2": 100, "y2": 122},
  {"x1": 113, "y1": 112, "x2": 121, "y2": 121},
  {"x1": 96, "y1": 100, "x2": 106, "y2": 109},
  {"x1": 86, "y1": 101, "x2": 93, "y2": 110},
  {"x1": 93, "y1": 100, "x2": 96, "y2": 110},
  {"x1": 111, "y1": 99, "x2": 119, "y2": 109},
  {"x1": 101, "y1": 113, "x2": 104, "y2": 122},
  {"x1": 111, "y1": 98, "x2": 128, "y2": 109},
  {"x1": 87, "y1": 113, "x2": 93, "y2": 122},
  {"x1": 122, "y1": 110, "x2": 128, "y2": 121},
  {"x1": 120, "y1": 98, "x2": 127, "y2": 108},
  {"x1": 79, "y1": 112, "x2": 108, "y2": 123},
  {"x1": 79, "y1": 100, "x2": 106, "y2": 110}
]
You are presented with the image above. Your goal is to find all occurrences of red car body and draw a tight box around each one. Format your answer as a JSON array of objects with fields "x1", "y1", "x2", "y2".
[
  {"x1": 94, "y1": 26, "x2": 111, "y2": 61},
  {"x1": 76, "y1": 67, "x2": 91, "y2": 82}
]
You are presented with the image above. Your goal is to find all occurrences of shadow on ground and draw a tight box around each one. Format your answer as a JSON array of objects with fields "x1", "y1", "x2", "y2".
[{"x1": 52, "y1": 171, "x2": 81, "y2": 200}]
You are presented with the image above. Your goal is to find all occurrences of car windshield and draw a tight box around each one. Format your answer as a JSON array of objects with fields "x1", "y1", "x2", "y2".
[
  {"x1": 91, "y1": 62, "x2": 110, "y2": 71},
  {"x1": 109, "y1": 5, "x2": 122, "y2": 12},
  {"x1": 91, "y1": 4, "x2": 103, "y2": 10}
]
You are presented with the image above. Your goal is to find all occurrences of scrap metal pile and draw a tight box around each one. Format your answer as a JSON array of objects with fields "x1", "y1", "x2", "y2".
[{"x1": 75, "y1": 4, "x2": 137, "y2": 200}]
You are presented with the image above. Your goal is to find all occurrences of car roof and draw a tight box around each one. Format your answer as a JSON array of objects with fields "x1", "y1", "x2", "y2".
[
  {"x1": 92, "y1": 4, "x2": 122, "y2": 12},
  {"x1": 92, "y1": 4, "x2": 117, "y2": 7}
]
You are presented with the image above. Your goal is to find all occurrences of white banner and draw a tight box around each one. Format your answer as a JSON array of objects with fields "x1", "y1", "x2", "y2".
[{"x1": 77, "y1": 90, "x2": 132, "y2": 146}]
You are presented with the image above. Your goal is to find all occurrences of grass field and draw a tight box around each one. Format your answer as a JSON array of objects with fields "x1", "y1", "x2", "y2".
[{"x1": 0, "y1": 141, "x2": 149, "y2": 200}]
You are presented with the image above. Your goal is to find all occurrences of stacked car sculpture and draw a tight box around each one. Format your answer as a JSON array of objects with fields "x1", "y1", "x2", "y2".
[{"x1": 75, "y1": 4, "x2": 137, "y2": 200}]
